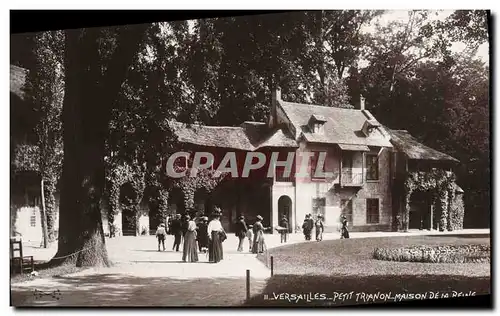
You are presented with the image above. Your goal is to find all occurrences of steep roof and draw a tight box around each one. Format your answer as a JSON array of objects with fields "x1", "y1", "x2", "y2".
[
  {"x1": 168, "y1": 120, "x2": 297, "y2": 151},
  {"x1": 278, "y1": 100, "x2": 393, "y2": 148},
  {"x1": 10, "y1": 65, "x2": 28, "y2": 100},
  {"x1": 387, "y1": 129, "x2": 459, "y2": 163}
]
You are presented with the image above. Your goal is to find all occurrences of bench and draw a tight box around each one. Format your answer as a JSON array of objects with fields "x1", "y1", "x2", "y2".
[{"x1": 10, "y1": 238, "x2": 34, "y2": 275}]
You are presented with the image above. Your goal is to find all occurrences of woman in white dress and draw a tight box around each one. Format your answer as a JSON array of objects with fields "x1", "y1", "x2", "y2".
[{"x1": 207, "y1": 208, "x2": 225, "y2": 263}]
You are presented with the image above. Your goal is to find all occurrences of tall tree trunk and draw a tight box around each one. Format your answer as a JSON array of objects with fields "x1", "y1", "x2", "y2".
[
  {"x1": 51, "y1": 25, "x2": 148, "y2": 267},
  {"x1": 43, "y1": 177, "x2": 57, "y2": 242},
  {"x1": 40, "y1": 179, "x2": 49, "y2": 248}
]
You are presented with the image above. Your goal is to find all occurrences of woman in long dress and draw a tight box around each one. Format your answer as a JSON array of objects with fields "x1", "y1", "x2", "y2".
[
  {"x1": 196, "y1": 216, "x2": 209, "y2": 253},
  {"x1": 182, "y1": 215, "x2": 199, "y2": 262},
  {"x1": 207, "y1": 209, "x2": 224, "y2": 263},
  {"x1": 252, "y1": 215, "x2": 266, "y2": 254},
  {"x1": 340, "y1": 215, "x2": 350, "y2": 239}
]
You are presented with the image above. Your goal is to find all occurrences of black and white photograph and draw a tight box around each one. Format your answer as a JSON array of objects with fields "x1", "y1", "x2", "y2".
[{"x1": 8, "y1": 9, "x2": 491, "y2": 308}]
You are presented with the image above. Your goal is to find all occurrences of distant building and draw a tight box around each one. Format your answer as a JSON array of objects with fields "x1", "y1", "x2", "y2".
[{"x1": 10, "y1": 64, "x2": 465, "y2": 242}]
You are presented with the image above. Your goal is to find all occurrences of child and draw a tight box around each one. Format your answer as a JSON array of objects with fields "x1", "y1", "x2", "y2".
[
  {"x1": 246, "y1": 225, "x2": 254, "y2": 252},
  {"x1": 156, "y1": 223, "x2": 167, "y2": 251}
]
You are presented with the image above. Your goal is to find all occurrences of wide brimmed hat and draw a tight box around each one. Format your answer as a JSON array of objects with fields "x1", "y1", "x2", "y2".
[
  {"x1": 239, "y1": 215, "x2": 245, "y2": 220},
  {"x1": 202, "y1": 216, "x2": 209, "y2": 221},
  {"x1": 211, "y1": 207, "x2": 222, "y2": 216},
  {"x1": 256, "y1": 215, "x2": 263, "y2": 221},
  {"x1": 317, "y1": 215, "x2": 323, "y2": 219},
  {"x1": 160, "y1": 223, "x2": 165, "y2": 227}
]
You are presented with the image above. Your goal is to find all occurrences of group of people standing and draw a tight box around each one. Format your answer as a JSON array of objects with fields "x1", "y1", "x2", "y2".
[
  {"x1": 234, "y1": 215, "x2": 269, "y2": 254},
  {"x1": 302, "y1": 214, "x2": 350, "y2": 241},
  {"x1": 155, "y1": 208, "x2": 226, "y2": 263}
]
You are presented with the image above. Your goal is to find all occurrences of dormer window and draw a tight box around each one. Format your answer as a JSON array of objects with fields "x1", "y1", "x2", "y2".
[
  {"x1": 362, "y1": 119, "x2": 381, "y2": 137},
  {"x1": 308, "y1": 114, "x2": 327, "y2": 135}
]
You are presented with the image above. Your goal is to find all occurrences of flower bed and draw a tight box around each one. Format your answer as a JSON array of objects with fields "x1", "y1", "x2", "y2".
[{"x1": 373, "y1": 244, "x2": 490, "y2": 264}]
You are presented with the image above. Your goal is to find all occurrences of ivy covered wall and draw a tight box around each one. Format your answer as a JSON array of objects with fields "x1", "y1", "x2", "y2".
[{"x1": 402, "y1": 169, "x2": 464, "y2": 232}]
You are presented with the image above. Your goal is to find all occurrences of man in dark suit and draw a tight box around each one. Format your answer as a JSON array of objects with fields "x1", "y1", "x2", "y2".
[
  {"x1": 234, "y1": 215, "x2": 248, "y2": 252},
  {"x1": 171, "y1": 214, "x2": 183, "y2": 251}
]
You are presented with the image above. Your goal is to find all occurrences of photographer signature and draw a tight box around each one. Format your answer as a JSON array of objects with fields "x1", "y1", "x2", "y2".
[{"x1": 32, "y1": 289, "x2": 62, "y2": 300}]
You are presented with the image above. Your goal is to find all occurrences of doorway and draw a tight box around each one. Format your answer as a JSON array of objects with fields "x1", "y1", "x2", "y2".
[{"x1": 278, "y1": 195, "x2": 293, "y2": 233}]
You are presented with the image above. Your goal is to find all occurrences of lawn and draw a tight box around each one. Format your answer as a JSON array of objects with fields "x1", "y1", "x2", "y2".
[
  {"x1": 10, "y1": 261, "x2": 87, "y2": 285},
  {"x1": 247, "y1": 234, "x2": 491, "y2": 306}
]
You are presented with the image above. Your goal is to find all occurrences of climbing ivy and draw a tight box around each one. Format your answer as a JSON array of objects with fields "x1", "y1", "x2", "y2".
[
  {"x1": 106, "y1": 163, "x2": 146, "y2": 235},
  {"x1": 171, "y1": 166, "x2": 229, "y2": 214},
  {"x1": 403, "y1": 169, "x2": 458, "y2": 232}
]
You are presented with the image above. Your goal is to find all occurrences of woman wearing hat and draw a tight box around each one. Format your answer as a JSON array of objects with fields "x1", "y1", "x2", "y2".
[
  {"x1": 252, "y1": 215, "x2": 267, "y2": 254},
  {"x1": 196, "y1": 216, "x2": 209, "y2": 253},
  {"x1": 155, "y1": 223, "x2": 167, "y2": 251},
  {"x1": 182, "y1": 215, "x2": 199, "y2": 262},
  {"x1": 315, "y1": 215, "x2": 324, "y2": 241},
  {"x1": 207, "y1": 208, "x2": 225, "y2": 263},
  {"x1": 340, "y1": 215, "x2": 350, "y2": 239}
]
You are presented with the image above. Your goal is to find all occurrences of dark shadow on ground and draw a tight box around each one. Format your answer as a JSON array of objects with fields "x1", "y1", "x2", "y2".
[
  {"x1": 426, "y1": 234, "x2": 490, "y2": 239},
  {"x1": 130, "y1": 261, "x2": 213, "y2": 264},
  {"x1": 244, "y1": 274, "x2": 491, "y2": 307},
  {"x1": 11, "y1": 274, "x2": 267, "y2": 307}
]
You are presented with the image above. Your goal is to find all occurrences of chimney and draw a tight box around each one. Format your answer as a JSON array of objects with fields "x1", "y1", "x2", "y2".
[
  {"x1": 360, "y1": 95, "x2": 365, "y2": 110},
  {"x1": 272, "y1": 87, "x2": 282, "y2": 102}
]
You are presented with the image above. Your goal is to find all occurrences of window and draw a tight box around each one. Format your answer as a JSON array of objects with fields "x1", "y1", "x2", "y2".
[
  {"x1": 30, "y1": 209, "x2": 36, "y2": 227},
  {"x1": 366, "y1": 199, "x2": 379, "y2": 224},
  {"x1": 365, "y1": 154, "x2": 379, "y2": 180},
  {"x1": 342, "y1": 152, "x2": 353, "y2": 170},
  {"x1": 341, "y1": 199, "x2": 353, "y2": 224},
  {"x1": 312, "y1": 197, "x2": 326, "y2": 221}
]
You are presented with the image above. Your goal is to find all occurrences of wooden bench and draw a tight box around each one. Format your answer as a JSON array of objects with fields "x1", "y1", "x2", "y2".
[{"x1": 10, "y1": 238, "x2": 34, "y2": 275}]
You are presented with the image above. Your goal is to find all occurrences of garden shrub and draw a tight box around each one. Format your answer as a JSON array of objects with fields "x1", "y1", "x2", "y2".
[{"x1": 373, "y1": 244, "x2": 490, "y2": 264}]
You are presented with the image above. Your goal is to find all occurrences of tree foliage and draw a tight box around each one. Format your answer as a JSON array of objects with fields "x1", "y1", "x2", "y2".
[{"x1": 14, "y1": 10, "x2": 489, "y2": 267}]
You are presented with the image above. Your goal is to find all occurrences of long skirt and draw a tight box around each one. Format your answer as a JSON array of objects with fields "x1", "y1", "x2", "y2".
[
  {"x1": 182, "y1": 231, "x2": 199, "y2": 262},
  {"x1": 252, "y1": 231, "x2": 266, "y2": 254},
  {"x1": 209, "y1": 231, "x2": 223, "y2": 263},
  {"x1": 341, "y1": 227, "x2": 350, "y2": 239}
]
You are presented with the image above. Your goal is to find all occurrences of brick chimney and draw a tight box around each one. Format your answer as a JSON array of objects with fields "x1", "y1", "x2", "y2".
[
  {"x1": 268, "y1": 87, "x2": 281, "y2": 128},
  {"x1": 272, "y1": 87, "x2": 282, "y2": 102},
  {"x1": 360, "y1": 95, "x2": 366, "y2": 110}
]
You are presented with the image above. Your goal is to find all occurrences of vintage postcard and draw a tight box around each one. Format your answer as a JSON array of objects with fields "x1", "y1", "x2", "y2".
[{"x1": 9, "y1": 9, "x2": 491, "y2": 308}]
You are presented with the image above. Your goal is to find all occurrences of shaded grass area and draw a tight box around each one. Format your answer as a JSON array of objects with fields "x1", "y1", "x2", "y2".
[
  {"x1": 245, "y1": 274, "x2": 490, "y2": 307},
  {"x1": 10, "y1": 260, "x2": 87, "y2": 285},
  {"x1": 250, "y1": 235, "x2": 491, "y2": 306},
  {"x1": 11, "y1": 273, "x2": 267, "y2": 307}
]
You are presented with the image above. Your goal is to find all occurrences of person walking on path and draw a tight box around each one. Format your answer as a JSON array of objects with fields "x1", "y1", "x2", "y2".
[
  {"x1": 341, "y1": 215, "x2": 350, "y2": 239},
  {"x1": 207, "y1": 208, "x2": 225, "y2": 263},
  {"x1": 246, "y1": 225, "x2": 253, "y2": 252},
  {"x1": 315, "y1": 215, "x2": 324, "y2": 241},
  {"x1": 234, "y1": 215, "x2": 248, "y2": 252},
  {"x1": 302, "y1": 214, "x2": 313, "y2": 241},
  {"x1": 182, "y1": 215, "x2": 199, "y2": 262},
  {"x1": 196, "y1": 216, "x2": 209, "y2": 253},
  {"x1": 252, "y1": 215, "x2": 267, "y2": 254},
  {"x1": 156, "y1": 223, "x2": 167, "y2": 251},
  {"x1": 171, "y1": 214, "x2": 183, "y2": 252},
  {"x1": 279, "y1": 215, "x2": 289, "y2": 243}
]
